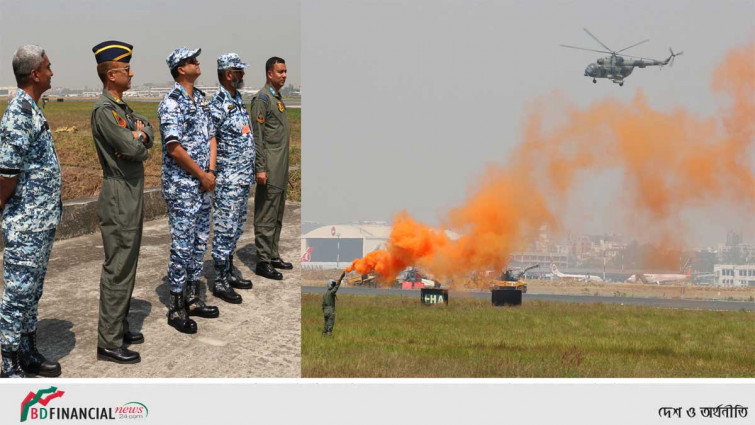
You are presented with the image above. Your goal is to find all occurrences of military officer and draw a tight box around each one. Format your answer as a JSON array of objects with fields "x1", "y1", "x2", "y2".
[
  {"x1": 0, "y1": 45, "x2": 62, "y2": 377},
  {"x1": 251, "y1": 57, "x2": 293, "y2": 280},
  {"x1": 322, "y1": 275, "x2": 343, "y2": 336},
  {"x1": 90, "y1": 41, "x2": 154, "y2": 364},
  {"x1": 209, "y1": 53, "x2": 255, "y2": 302},
  {"x1": 158, "y1": 47, "x2": 222, "y2": 334}
]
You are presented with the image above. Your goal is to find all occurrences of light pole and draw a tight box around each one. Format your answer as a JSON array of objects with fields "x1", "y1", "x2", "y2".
[{"x1": 336, "y1": 233, "x2": 341, "y2": 269}]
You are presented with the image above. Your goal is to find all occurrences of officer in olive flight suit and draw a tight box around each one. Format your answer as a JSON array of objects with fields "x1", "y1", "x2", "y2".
[
  {"x1": 322, "y1": 274, "x2": 343, "y2": 336},
  {"x1": 90, "y1": 41, "x2": 154, "y2": 364},
  {"x1": 250, "y1": 56, "x2": 293, "y2": 280}
]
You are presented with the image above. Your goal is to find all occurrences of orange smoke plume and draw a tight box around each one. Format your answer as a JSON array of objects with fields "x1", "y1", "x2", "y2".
[{"x1": 346, "y1": 42, "x2": 754, "y2": 284}]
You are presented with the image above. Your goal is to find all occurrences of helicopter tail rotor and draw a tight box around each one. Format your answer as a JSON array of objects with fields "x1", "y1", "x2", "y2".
[{"x1": 668, "y1": 48, "x2": 683, "y2": 66}]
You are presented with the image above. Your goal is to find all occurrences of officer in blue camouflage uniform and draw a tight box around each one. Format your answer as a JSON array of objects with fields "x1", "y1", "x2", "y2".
[
  {"x1": 0, "y1": 45, "x2": 62, "y2": 378},
  {"x1": 209, "y1": 53, "x2": 255, "y2": 302},
  {"x1": 158, "y1": 47, "x2": 223, "y2": 334}
]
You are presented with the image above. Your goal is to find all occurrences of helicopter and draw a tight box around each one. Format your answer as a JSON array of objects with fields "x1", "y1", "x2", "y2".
[{"x1": 561, "y1": 28, "x2": 683, "y2": 86}]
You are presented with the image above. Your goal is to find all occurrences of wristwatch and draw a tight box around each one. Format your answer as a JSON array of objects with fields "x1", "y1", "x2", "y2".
[
  {"x1": 209, "y1": 169, "x2": 217, "y2": 176},
  {"x1": 137, "y1": 132, "x2": 146, "y2": 144}
]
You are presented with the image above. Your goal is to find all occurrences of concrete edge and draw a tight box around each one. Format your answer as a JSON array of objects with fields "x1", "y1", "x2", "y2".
[
  {"x1": 0, "y1": 188, "x2": 302, "y2": 248},
  {"x1": 0, "y1": 188, "x2": 167, "y2": 248}
]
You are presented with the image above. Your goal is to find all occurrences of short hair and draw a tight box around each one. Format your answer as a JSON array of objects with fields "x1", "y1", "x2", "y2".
[
  {"x1": 96, "y1": 61, "x2": 116, "y2": 85},
  {"x1": 217, "y1": 70, "x2": 229, "y2": 84},
  {"x1": 12, "y1": 45, "x2": 46, "y2": 86},
  {"x1": 170, "y1": 63, "x2": 181, "y2": 79},
  {"x1": 265, "y1": 57, "x2": 285, "y2": 74}
]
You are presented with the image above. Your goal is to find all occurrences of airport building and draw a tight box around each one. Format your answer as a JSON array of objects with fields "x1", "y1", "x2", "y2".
[
  {"x1": 301, "y1": 224, "x2": 460, "y2": 270},
  {"x1": 301, "y1": 224, "x2": 391, "y2": 270},
  {"x1": 0, "y1": 86, "x2": 17, "y2": 97},
  {"x1": 713, "y1": 264, "x2": 755, "y2": 287}
]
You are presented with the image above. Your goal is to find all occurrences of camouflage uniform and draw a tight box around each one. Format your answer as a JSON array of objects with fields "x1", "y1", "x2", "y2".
[
  {"x1": 158, "y1": 82, "x2": 215, "y2": 294},
  {"x1": 322, "y1": 279, "x2": 341, "y2": 335},
  {"x1": 0, "y1": 89, "x2": 62, "y2": 351},
  {"x1": 210, "y1": 84, "x2": 254, "y2": 271}
]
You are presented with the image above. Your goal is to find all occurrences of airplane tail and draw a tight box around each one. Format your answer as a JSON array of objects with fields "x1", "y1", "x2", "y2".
[{"x1": 550, "y1": 263, "x2": 562, "y2": 276}]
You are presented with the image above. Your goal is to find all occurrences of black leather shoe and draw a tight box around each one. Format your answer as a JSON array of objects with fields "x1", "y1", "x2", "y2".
[
  {"x1": 186, "y1": 280, "x2": 220, "y2": 318},
  {"x1": 271, "y1": 258, "x2": 294, "y2": 270},
  {"x1": 19, "y1": 331, "x2": 61, "y2": 377},
  {"x1": 97, "y1": 347, "x2": 140, "y2": 364},
  {"x1": 123, "y1": 331, "x2": 144, "y2": 345},
  {"x1": 228, "y1": 255, "x2": 253, "y2": 289},
  {"x1": 213, "y1": 268, "x2": 243, "y2": 304},
  {"x1": 228, "y1": 275, "x2": 253, "y2": 289},
  {"x1": 168, "y1": 291, "x2": 197, "y2": 334},
  {"x1": 255, "y1": 262, "x2": 283, "y2": 280}
]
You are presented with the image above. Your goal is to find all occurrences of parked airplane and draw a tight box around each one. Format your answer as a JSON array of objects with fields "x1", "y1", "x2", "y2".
[
  {"x1": 625, "y1": 258, "x2": 711, "y2": 284},
  {"x1": 625, "y1": 272, "x2": 689, "y2": 284},
  {"x1": 550, "y1": 263, "x2": 603, "y2": 282}
]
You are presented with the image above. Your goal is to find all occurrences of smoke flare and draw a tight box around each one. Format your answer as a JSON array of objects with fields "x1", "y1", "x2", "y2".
[{"x1": 346, "y1": 43, "x2": 755, "y2": 286}]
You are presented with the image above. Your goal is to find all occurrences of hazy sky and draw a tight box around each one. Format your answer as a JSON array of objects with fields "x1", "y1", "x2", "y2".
[
  {"x1": 302, "y1": 0, "x2": 754, "y2": 246},
  {"x1": 0, "y1": 0, "x2": 300, "y2": 89}
]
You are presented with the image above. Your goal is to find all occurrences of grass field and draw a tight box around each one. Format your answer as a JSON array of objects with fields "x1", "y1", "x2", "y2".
[
  {"x1": 0, "y1": 98, "x2": 301, "y2": 201},
  {"x1": 302, "y1": 293, "x2": 755, "y2": 377}
]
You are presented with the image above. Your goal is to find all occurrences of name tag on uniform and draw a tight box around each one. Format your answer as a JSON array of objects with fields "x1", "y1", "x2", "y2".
[{"x1": 242, "y1": 125, "x2": 250, "y2": 134}]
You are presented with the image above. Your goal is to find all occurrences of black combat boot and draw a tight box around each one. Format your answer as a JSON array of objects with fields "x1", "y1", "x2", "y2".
[
  {"x1": 228, "y1": 255, "x2": 253, "y2": 289},
  {"x1": 1, "y1": 349, "x2": 27, "y2": 378},
  {"x1": 167, "y1": 291, "x2": 197, "y2": 334},
  {"x1": 212, "y1": 265, "x2": 242, "y2": 304},
  {"x1": 186, "y1": 280, "x2": 220, "y2": 318},
  {"x1": 19, "y1": 331, "x2": 61, "y2": 377}
]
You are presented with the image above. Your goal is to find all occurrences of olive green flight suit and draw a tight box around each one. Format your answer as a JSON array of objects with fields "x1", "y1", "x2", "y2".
[
  {"x1": 91, "y1": 90, "x2": 154, "y2": 349},
  {"x1": 322, "y1": 280, "x2": 341, "y2": 335},
  {"x1": 250, "y1": 84, "x2": 290, "y2": 264}
]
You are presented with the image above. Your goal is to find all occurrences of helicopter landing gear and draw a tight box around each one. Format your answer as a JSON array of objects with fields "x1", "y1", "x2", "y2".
[{"x1": 592, "y1": 79, "x2": 596, "y2": 84}]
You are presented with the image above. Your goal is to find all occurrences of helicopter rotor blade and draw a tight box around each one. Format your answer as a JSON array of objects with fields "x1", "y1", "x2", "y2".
[
  {"x1": 583, "y1": 28, "x2": 613, "y2": 52},
  {"x1": 560, "y1": 44, "x2": 613, "y2": 55},
  {"x1": 617, "y1": 39, "x2": 649, "y2": 53}
]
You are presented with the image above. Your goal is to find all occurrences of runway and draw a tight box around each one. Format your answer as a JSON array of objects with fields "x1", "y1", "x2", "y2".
[{"x1": 301, "y1": 286, "x2": 755, "y2": 312}]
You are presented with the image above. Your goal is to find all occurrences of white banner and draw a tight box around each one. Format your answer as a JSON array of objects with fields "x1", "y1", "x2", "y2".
[{"x1": 0, "y1": 380, "x2": 753, "y2": 425}]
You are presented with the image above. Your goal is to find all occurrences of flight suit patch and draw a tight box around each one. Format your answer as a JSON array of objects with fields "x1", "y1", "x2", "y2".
[
  {"x1": 112, "y1": 110, "x2": 127, "y2": 128},
  {"x1": 256, "y1": 113, "x2": 265, "y2": 124},
  {"x1": 277, "y1": 101, "x2": 284, "y2": 112}
]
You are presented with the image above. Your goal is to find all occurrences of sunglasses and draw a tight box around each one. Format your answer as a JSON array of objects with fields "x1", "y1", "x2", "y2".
[{"x1": 184, "y1": 57, "x2": 199, "y2": 65}]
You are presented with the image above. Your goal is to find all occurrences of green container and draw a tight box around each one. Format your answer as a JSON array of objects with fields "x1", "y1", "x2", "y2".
[{"x1": 420, "y1": 288, "x2": 449, "y2": 305}]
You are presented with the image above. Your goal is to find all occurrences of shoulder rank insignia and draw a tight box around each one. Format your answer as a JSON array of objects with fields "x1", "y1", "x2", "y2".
[
  {"x1": 112, "y1": 110, "x2": 127, "y2": 128},
  {"x1": 20, "y1": 99, "x2": 33, "y2": 116},
  {"x1": 277, "y1": 101, "x2": 284, "y2": 112},
  {"x1": 256, "y1": 112, "x2": 265, "y2": 124},
  {"x1": 227, "y1": 104, "x2": 236, "y2": 111}
]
